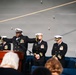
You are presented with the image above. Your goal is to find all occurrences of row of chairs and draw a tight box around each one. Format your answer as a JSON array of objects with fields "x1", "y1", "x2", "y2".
[{"x1": 25, "y1": 56, "x2": 76, "y2": 75}]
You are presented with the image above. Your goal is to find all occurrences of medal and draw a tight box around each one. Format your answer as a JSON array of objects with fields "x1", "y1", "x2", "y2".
[
  {"x1": 41, "y1": 44, "x2": 44, "y2": 49},
  {"x1": 4, "y1": 45, "x2": 8, "y2": 49},
  {"x1": 20, "y1": 39, "x2": 24, "y2": 43},
  {"x1": 60, "y1": 46, "x2": 63, "y2": 50}
]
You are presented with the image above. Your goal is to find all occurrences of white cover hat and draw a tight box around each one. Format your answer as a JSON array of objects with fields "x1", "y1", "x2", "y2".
[
  {"x1": 35, "y1": 33, "x2": 43, "y2": 36},
  {"x1": 1, "y1": 36, "x2": 7, "y2": 38},
  {"x1": 15, "y1": 28, "x2": 23, "y2": 33},
  {"x1": 54, "y1": 35, "x2": 62, "y2": 38}
]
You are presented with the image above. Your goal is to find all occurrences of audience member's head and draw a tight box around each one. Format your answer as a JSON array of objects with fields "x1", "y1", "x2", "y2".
[
  {"x1": 32, "y1": 67, "x2": 52, "y2": 75},
  {"x1": 45, "y1": 57, "x2": 63, "y2": 75},
  {"x1": 0, "y1": 51, "x2": 19, "y2": 70}
]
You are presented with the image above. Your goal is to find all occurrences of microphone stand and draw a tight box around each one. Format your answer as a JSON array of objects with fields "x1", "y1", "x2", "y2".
[
  {"x1": 27, "y1": 50, "x2": 33, "y2": 73},
  {"x1": 27, "y1": 49, "x2": 33, "y2": 55}
]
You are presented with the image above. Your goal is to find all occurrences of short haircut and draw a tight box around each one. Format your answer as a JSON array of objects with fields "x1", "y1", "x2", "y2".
[
  {"x1": 1, "y1": 51, "x2": 19, "y2": 70},
  {"x1": 32, "y1": 67, "x2": 52, "y2": 75}
]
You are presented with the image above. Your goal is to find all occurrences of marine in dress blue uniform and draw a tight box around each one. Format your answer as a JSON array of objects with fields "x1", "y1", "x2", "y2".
[
  {"x1": 3, "y1": 28, "x2": 36, "y2": 54},
  {"x1": 32, "y1": 33, "x2": 48, "y2": 66},
  {"x1": 51, "y1": 35, "x2": 68, "y2": 67}
]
